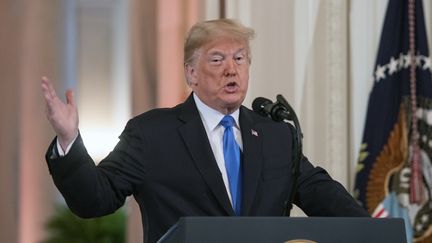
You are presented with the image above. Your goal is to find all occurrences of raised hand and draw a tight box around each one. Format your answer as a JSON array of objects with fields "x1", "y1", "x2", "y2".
[{"x1": 41, "y1": 76, "x2": 79, "y2": 151}]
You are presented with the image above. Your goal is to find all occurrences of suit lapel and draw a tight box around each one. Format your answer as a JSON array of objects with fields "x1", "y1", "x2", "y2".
[
  {"x1": 239, "y1": 106, "x2": 263, "y2": 215},
  {"x1": 177, "y1": 95, "x2": 235, "y2": 215}
]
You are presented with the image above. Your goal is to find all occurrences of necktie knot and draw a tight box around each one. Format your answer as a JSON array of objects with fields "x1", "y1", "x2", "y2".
[{"x1": 220, "y1": 115, "x2": 236, "y2": 128}]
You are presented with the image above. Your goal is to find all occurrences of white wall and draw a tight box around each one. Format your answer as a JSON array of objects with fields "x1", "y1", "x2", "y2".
[
  {"x1": 349, "y1": 0, "x2": 388, "y2": 187},
  {"x1": 75, "y1": 0, "x2": 130, "y2": 161}
]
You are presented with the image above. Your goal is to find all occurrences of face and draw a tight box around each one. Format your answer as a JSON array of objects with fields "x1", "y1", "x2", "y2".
[{"x1": 186, "y1": 37, "x2": 250, "y2": 114}]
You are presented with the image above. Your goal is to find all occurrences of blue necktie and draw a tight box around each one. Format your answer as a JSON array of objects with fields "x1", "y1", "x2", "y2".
[{"x1": 220, "y1": 115, "x2": 242, "y2": 215}]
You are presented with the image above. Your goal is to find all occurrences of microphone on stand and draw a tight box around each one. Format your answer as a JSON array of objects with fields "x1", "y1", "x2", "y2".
[
  {"x1": 252, "y1": 97, "x2": 292, "y2": 122},
  {"x1": 252, "y1": 95, "x2": 303, "y2": 217}
]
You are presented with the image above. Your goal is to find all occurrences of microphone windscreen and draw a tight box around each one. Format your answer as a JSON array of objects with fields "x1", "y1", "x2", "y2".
[{"x1": 252, "y1": 97, "x2": 272, "y2": 116}]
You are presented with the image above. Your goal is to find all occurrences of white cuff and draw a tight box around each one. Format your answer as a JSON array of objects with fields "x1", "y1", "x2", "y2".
[{"x1": 56, "y1": 135, "x2": 78, "y2": 156}]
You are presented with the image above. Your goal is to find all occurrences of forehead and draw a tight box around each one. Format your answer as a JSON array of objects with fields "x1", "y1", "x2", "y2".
[{"x1": 201, "y1": 37, "x2": 248, "y2": 55}]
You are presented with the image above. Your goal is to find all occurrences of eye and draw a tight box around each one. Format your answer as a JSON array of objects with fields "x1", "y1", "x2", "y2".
[
  {"x1": 234, "y1": 53, "x2": 247, "y2": 64},
  {"x1": 209, "y1": 55, "x2": 223, "y2": 65}
]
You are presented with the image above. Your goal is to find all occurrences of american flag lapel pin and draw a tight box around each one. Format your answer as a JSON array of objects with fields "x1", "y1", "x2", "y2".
[{"x1": 251, "y1": 129, "x2": 258, "y2": 137}]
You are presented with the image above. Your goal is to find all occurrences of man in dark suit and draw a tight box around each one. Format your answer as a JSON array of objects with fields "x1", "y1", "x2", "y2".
[{"x1": 42, "y1": 19, "x2": 369, "y2": 243}]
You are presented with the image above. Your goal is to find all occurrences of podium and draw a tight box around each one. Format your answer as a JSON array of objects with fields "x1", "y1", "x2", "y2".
[{"x1": 158, "y1": 217, "x2": 406, "y2": 243}]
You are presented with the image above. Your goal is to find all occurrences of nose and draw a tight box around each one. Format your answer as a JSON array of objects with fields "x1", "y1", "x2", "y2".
[{"x1": 224, "y1": 58, "x2": 237, "y2": 77}]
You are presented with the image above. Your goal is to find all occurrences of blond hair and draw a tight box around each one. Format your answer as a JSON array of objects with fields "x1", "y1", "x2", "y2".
[{"x1": 184, "y1": 19, "x2": 255, "y2": 65}]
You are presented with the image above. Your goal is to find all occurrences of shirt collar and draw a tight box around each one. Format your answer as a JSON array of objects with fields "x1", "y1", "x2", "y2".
[{"x1": 193, "y1": 92, "x2": 240, "y2": 131}]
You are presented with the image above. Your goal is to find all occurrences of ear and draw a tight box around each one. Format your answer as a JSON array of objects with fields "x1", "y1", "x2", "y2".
[{"x1": 185, "y1": 63, "x2": 198, "y2": 86}]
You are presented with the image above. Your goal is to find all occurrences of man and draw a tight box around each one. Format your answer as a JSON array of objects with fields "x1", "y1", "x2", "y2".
[{"x1": 42, "y1": 19, "x2": 369, "y2": 243}]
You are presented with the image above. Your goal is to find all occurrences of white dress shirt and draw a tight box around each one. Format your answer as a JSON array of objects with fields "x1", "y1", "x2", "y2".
[{"x1": 193, "y1": 93, "x2": 243, "y2": 205}]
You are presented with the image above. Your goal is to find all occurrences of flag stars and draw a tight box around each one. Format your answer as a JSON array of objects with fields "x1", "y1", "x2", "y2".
[
  {"x1": 375, "y1": 64, "x2": 387, "y2": 82},
  {"x1": 403, "y1": 54, "x2": 412, "y2": 68},
  {"x1": 374, "y1": 53, "x2": 432, "y2": 82},
  {"x1": 388, "y1": 57, "x2": 399, "y2": 74},
  {"x1": 423, "y1": 57, "x2": 432, "y2": 70}
]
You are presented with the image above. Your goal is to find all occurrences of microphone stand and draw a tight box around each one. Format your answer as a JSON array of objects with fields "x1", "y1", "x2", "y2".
[{"x1": 275, "y1": 95, "x2": 303, "y2": 217}]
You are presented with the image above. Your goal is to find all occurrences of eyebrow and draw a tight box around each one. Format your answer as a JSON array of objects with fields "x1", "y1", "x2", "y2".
[{"x1": 208, "y1": 48, "x2": 247, "y2": 57}]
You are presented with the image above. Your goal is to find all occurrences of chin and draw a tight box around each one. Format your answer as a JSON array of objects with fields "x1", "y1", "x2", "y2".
[
  {"x1": 220, "y1": 93, "x2": 245, "y2": 108},
  {"x1": 223, "y1": 100, "x2": 242, "y2": 110}
]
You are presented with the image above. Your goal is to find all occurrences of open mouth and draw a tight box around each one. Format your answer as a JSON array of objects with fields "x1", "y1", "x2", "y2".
[
  {"x1": 224, "y1": 81, "x2": 238, "y2": 93},
  {"x1": 227, "y1": 81, "x2": 237, "y2": 87}
]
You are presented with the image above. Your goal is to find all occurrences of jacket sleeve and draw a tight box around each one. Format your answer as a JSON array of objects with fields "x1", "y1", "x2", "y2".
[
  {"x1": 45, "y1": 119, "x2": 147, "y2": 218},
  {"x1": 294, "y1": 156, "x2": 370, "y2": 217}
]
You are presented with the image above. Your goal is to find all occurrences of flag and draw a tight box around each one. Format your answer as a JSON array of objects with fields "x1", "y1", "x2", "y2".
[{"x1": 354, "y1": 0, "x2": 432, "y2": 242}]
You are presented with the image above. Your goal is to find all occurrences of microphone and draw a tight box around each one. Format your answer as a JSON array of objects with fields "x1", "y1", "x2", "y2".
[
  {"x1": 252, "y1": 97, "x2": 291, "y2": 122},
  {"x1": 252, "y1": 95, "x2": 303, "y2": 217}
]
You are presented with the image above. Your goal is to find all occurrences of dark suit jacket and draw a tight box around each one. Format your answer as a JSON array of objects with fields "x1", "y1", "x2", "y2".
[{"x1": 46, "y1": 93, "x2": 368, "y2": 243}]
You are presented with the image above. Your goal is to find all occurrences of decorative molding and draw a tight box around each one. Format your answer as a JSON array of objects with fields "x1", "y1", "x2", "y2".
[{"x1": 325, "y1": 0, "x2": 349, "y2": 185}]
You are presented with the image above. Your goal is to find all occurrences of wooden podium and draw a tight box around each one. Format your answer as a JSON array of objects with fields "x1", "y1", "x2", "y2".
[{"x1": 157, "y1": 217, "x2": 406, "y2": 243}]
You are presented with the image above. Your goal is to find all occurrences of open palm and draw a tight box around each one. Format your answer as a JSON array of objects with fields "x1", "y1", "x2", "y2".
[{"x1": 41, "y1": 76, "x2": 79, "y2": 150}]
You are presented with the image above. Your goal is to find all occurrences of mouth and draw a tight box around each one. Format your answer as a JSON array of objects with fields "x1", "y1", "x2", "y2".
[{"x1": 224, "y1": 81, "x2": 238, "y2": 93}]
